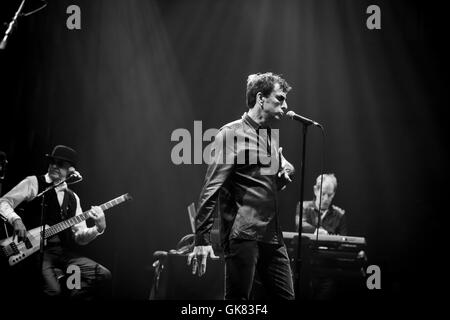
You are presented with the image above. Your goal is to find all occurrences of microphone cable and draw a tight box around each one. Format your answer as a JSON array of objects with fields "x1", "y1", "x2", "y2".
[{"x1": 21, "y1": 0, "x2": 48, "y2": 17}]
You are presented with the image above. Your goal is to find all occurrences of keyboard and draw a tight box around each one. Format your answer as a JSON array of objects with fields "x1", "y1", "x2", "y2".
[{"x1": 282, "y1": 231, "x2": 366, "y2": 246}]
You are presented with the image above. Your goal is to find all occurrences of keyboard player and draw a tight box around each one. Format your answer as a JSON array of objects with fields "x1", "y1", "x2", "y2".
[
  {"x1": 295, "y1": 173, "x2": 347, "y2": 299},
  {"x1": 295, "y1": 173, "x2": 347, "y2": 236}
]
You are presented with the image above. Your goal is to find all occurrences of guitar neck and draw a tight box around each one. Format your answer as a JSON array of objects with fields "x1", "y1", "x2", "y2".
[{"x1": 44, "y1": 194, "x2": 129, "y2": 239}]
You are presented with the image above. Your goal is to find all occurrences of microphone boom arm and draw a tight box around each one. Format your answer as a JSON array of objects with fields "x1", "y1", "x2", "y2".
[{"x1": 0, "y1": 0, "x2": 27, "y2": 50}]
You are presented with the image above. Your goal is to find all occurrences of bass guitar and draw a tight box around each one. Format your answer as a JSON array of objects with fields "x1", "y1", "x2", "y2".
[{"x1": 0, "y1": 193, "x2": 132, "y2": 266}]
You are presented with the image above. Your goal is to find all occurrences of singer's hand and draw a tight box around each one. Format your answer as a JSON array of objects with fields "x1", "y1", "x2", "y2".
[
  {"x1": 89, "y1": 206, "x2": 106, "y2": 233},
  {"x1": 277, "y1": 147, "x2": 295, "y2": 188},
  {"x1": 187, "y1": 245, "x2": 219, "y2": 277}
]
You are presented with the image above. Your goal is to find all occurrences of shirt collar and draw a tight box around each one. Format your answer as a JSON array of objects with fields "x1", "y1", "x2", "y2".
[
  {"x1": 44, "y1": 173, "x2": 52, "y2": 184},
  {"x1": 242, "y1": 112, "x2": 270, "y2": 131}
]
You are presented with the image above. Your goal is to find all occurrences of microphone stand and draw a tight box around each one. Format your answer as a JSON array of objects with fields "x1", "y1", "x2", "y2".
[
  {"x1": 294, "y1": 122, "x2": 312, "y2": 300},
  {"x1": 0, "y1": 0, "x2": 27, "y2": 50},
  {"x1": 1, "y1": 155, "x2": 9, "y2": 236},
  {"x1": 1, "y1": 177, "x2": 8, "y2": 237}
]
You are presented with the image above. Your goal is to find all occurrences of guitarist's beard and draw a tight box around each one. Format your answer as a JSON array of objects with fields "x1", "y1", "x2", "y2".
[{"x1": 48, "y1": 169, "x2": 65, "y2": 183}]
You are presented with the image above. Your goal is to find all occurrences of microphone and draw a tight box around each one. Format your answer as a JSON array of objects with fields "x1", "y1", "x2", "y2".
[
  {"x1": 68, "y1": 167, "x2": 83, "y2": 182},
  {"x1": 286, "y1": 111, "x2": 321, "y2": 127}
]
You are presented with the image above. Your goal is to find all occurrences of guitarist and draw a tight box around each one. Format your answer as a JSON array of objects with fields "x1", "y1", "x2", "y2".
[{"x1": 0, "y1": 145, "x2": 111, "y2": 300}]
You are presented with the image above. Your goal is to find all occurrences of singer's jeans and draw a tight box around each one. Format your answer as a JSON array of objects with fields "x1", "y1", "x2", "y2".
[
  {"x1": 224, "y1": 239, "x2": 295, "y2": 300},
  {"x1": 41, "y1": 244, "x2": 111, "y2": 299}
]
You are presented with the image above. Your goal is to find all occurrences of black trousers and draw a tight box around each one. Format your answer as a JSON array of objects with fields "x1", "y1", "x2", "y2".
[
  {"x1": 224, "y1": 239, "x2": 295, "y2": 300},
  {"x1": 41, "y1": 245, "x2": 111, "y2": 300},
  {"x1": 311, "y1": 275, "x2": 336, "y2": 299}
]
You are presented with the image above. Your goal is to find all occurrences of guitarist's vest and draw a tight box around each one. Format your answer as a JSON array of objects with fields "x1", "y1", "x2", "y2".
[{"x1": 19, "y1": 175, "x2": 77, "y2": 248}]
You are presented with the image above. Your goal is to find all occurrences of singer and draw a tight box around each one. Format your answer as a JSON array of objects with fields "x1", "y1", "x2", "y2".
[
  {"x1": 0, "y1": 145, "x2": 111, "y2": 300},
  {"x1": 187, "y1": 72, "x2": 296, "y2": 299}
]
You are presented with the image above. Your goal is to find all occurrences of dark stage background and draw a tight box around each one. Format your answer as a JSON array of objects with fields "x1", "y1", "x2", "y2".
[{"x1": 0, "y1": 0, "x2": 448, "y2": 299}]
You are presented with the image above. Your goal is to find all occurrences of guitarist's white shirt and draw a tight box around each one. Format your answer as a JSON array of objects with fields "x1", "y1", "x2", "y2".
[{"x1": 0, "y1": 174, "x2": 103, "y2": 245}]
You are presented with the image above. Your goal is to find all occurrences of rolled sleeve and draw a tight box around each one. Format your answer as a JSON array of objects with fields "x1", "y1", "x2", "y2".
[{"x1": 0, "y1": 176, "x2": 38, "y2": 225}]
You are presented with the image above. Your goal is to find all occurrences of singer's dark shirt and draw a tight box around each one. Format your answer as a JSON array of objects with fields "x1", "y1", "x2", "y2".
[{"x1": 194, "y1": 113, "x2": 291, "y2": 249}]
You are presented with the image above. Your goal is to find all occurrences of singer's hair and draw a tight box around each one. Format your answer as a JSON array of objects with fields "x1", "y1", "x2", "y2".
[
  {"x1": 314, "y1": 173, "x2": 338, "y2": 191},
  {"x1": 246, "y1": 72, "x2": 291, "y2": 108}
]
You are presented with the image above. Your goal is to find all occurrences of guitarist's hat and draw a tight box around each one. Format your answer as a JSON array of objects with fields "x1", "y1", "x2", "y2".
[{"x1": 45, "y1": 145, "x2": 78, "y2": 167}]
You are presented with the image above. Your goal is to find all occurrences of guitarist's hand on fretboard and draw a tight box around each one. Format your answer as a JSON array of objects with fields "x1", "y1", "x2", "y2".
[
  {"x1": 88, "y1": 206, "x2": 106, "y2": 233},
  {"x1": 1, "y1": 193, "x2": 131, "y2": 267}
]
